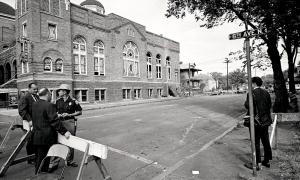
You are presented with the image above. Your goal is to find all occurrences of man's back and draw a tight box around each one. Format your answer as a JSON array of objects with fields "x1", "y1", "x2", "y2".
[
  {"x1": 253, "y1": 87, "x2": 272, "y2": 126},
  {"x1": 32, "y1": 100, "x2": 58, "y2": 145}
]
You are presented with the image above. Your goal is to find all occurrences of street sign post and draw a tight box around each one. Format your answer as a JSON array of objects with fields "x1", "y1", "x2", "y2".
[{"x1": 228, "y1": 25, "x2": 267, "y2": 176}]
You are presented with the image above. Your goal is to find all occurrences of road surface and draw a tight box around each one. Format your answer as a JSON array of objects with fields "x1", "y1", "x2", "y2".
[{"x1": 0, "y1": 94, "x2": 246, "y2": 180}]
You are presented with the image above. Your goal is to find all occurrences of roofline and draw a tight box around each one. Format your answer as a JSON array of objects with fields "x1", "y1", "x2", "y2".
[
  {"x1": 107, "y1": 13, "x2": 145, "y2": 28},
  {"x1": 146, "y1": 31, "x2": 179, "y2": 44},
  {"x1": 0, "y1": 12, "x2": 15, "y2": 20}
]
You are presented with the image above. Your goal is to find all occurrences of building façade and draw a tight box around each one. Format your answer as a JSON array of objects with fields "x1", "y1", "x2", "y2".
[{"x1": 0, "y1": 0, "x2": 180, "y2": 104}]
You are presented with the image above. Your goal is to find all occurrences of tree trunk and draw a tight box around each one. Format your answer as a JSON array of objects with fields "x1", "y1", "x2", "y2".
[
  {"x1": 267, "y1": 42, "x2": 289, "y2": 113},
  {"x1": 287, "y1": 51, "x2": 296, "y2": 93}
]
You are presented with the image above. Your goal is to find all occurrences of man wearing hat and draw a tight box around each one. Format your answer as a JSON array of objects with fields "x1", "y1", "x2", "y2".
[{"x1": 55, "y1": 84, "x2": 82, "y2": 167}]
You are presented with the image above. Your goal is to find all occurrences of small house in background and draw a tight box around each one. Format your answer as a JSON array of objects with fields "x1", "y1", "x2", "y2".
[
  {"x1": 194, "y1": 73, "x2": 217, "y2": 92},
  {"x1": 180, "y1": 63, "x2": 202, "y2": 94}
]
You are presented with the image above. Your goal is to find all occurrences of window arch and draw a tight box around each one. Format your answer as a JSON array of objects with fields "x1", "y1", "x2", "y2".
[
  {"x1": 156, "y1": 54, "x2": 162, "y2": 79},
  {"x1": 146, "y1": 52, "x2": 152, "y2": 79},
  {"x1": 73, "y1": 36, "x2": 87, "y2": 75},
  {"x1": 44, "y1": 57, "x2": 52, "y2": 71},
  {"x1": 94, "y1": 40, "x2": 105, "y2": 76},
  {"x1": 123, "y1": 41, "x2": 139, "y2": 77},
  {"x1": 55, "y1": 59, "x2": 63, "y2": 72}
]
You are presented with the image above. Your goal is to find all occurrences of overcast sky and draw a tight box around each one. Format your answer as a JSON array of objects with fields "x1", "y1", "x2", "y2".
[{"x1": 4, "y1": 0, "x2": 293, "y2": 76}]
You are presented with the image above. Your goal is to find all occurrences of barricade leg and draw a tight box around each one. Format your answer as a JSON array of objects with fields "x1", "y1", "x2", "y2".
[{"x1": 0, "y1": 130, "x2": 33, "y2": 177}]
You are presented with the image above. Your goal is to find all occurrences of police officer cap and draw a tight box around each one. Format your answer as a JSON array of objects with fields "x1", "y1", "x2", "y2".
[{"x1": 57, "y1": 84, "x2": 71, "y2": 91}]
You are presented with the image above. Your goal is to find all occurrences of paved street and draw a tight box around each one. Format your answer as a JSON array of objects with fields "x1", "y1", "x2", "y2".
[{"x1": 0, "y1": 94, "x2": 246, "y2": 180}]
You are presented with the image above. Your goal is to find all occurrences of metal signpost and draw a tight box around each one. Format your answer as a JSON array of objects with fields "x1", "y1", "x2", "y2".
[{"x1": 229, "y1": 21, "x2": 266, "y2": 176}]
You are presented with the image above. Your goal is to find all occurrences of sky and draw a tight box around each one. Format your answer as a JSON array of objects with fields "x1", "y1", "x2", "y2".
[{"x1": 3, "y1": 0, "x2": 293, "y2": 76}]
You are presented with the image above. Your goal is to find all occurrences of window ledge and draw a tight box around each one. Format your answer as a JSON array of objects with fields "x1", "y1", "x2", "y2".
[
  {"x1": 42, "y1": 71, "x2": 64, "y2": 74},
  {"x1": 48, "y1": 39, "x2": 58, "y2": 42},
  {"x1": 74, "y1": 74, "x2": 88, "y2": 76}
]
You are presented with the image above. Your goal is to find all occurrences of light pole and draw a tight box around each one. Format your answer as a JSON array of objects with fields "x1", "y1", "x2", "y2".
[{"x1": 224, "y1": 58, "x2": 231, "y2": 92}]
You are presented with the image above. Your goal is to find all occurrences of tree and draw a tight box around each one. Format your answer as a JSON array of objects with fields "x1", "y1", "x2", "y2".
[
  {"x1": 261, "y1": 74, "x2": 274, "y2": 88},
  {"x1": 210, "y1": 72, "x2": 223, "y2": 89},
  {"x1": 166, "y1": 0, "x2": 295, "y2": 112},
  {"x1": 228, "y1": 40, "x2": 272, "y2": 72},
  {"x1": 229, "y1": 69, "x2": 247, "y2": 88},
  {"x1": 276, "y1": 0, "x2": 300, "y2": 94}
]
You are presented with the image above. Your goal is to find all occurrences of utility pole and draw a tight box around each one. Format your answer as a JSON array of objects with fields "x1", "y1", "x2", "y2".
[
  {"x1": 188, "y1": 63, "x2": 191, "y2": 96},
  {"x1": 224, "y1": 58, "x2": 231, "y2": 92}
]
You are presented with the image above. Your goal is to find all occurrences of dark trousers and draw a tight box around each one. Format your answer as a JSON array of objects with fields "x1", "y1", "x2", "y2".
[
  {"x1": 250, "y1": 125, "x2": 272, "y2": 163},
  {"x1": 26, "y1": 134, "x2": 35, "y2": 158},
  {"x1": 35, "y1": 145, "x2": 51, "y2": 174},
  {"x1": 61, "y1": 119, "x2": 76, "y2": 162}
]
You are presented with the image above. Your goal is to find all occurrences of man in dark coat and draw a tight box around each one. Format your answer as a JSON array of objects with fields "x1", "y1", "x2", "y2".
[
  {"x1": 244, "y1": 77, "x2": 272, "y2": 169},
  {"x1": 32, "y1": 88, "x2": 71, "y2": 174},
  {"x1": 18, "y1": 83, "x2": 39, "y2": 164}
]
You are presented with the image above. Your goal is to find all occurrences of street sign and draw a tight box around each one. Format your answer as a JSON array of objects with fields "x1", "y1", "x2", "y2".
[{"x1": 229, "y1": 28, "x2": 267, "y2": 40}]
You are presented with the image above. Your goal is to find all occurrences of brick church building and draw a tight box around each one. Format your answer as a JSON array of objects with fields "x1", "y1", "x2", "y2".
[{"x1": 0, "y1": 0, "x2": 180, "y2": 105}]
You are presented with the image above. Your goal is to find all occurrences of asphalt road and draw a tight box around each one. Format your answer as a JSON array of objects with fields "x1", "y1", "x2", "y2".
[{"x1": 0, "y1": 94, "x2": 247, "y2": 180}]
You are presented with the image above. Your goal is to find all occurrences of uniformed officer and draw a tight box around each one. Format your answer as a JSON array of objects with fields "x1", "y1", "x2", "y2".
[{"x1": 56, "y1": 84, "x2": 82, "y2": 167}]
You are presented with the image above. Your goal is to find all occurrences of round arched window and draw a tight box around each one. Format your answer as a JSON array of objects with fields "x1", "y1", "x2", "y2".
[
  {"x1": 123, "y1": 42, "x2": 139, "y2": 77},
  {"x1": 44, "y1": 57, "x2": 52, "y2": 71}
]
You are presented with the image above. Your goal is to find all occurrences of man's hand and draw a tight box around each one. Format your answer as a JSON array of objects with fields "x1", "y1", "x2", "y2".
[
  {"x1": 64, "y1": 131, "x2": 71, "y2": 139},
  {"x1": 62, "y1": 113, "x2": 70, "y2": 118}
]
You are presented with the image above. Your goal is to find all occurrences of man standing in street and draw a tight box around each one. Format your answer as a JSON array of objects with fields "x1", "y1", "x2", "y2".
[
  {"x1": 31, "y1": 88, "x2": 70, "y2": 174},
  {"x1": 18, "y1": 83, "x2": 39, "y2": 164},
  {"x1": 56, "y1": 84, "x2": 82, "y2": 167},
  {"x1": 244, "y1": 77, "x2": 273, "y2": 170}
]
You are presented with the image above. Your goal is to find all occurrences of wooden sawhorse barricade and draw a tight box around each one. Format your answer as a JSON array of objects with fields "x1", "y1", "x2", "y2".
[{"x1": 0, "y1": 121, "x2": 111, "y2": 180}]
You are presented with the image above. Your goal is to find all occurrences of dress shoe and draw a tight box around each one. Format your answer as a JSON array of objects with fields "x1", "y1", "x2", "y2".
[
  {"x1": 67, "y1": 161, "x2": 78, "y2": 167},
  {"x1": 262, "y1": 161, "x2": 270, "y2": 168},
  {"x1": 244, "y1": 162, "x2": 261, "y2": 171}
]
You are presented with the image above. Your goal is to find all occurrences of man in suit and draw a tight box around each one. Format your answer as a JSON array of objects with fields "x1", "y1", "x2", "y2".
[
  {"x1": 244, "y1": 77, "x2": 273, "y2": 170},
  {"x1": 31, "y1": 88, "x2": 71, "y2": 174},
  {"x1": 18, "y1": 83, "x2": 39, "y2": 164}
]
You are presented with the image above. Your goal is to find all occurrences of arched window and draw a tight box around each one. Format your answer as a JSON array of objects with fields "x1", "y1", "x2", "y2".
[
  {"x1": 73, "y1": 36, "x2": 87, "y2": 74},
  {"x1": 146, "y1": 52, "x2": 152, "y2": 79},
  {"x1": 44, "y1": 57, "x2": 52, "y2": 71},
  {"x1": 5, "y1": 63, "x2": 11, "y2": 81},
  {"x1": 13, "y1": 60, "x2": 17, "y2": 78},
  {"x1": 166, "y1": 56, "x2": 171, "y2": 80},
  {"x1": 156, "y1": 54, "x2": 162, "y2": 79},
  {"x1": 94, "y1": 40, "x2": 105, "y2": 76},
  {"x1": 123, "y1": 41, "x2": 139, "y2": 77},
  {"x1": 0, "y1": 65, "x2": 4, "y2": 84},
  {"x1": 55, "y1": 59, "x2": 63, "y2": 72}
]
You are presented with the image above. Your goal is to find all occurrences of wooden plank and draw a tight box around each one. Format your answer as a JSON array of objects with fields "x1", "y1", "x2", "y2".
[
  {"x1": 57, "y1": 134, "x2": 108, "y2": 159},
  {"x1": 11, "y1": 154, "x2": 35, "y2": 166},
  {"x1": 270, "y1": 114, "x2": 278, "y2": 147},
  {"x1": 23, "y1": 121, "x2": 108, "y2": 159}
]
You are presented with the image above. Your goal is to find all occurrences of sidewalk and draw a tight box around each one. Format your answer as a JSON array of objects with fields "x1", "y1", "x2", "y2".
[
  {"x1": 0, "y1": 96, "x2": 181, "y2": 117},
  {"x1": 163, "y1": 115, "x2": 300, "y2": 180}
]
